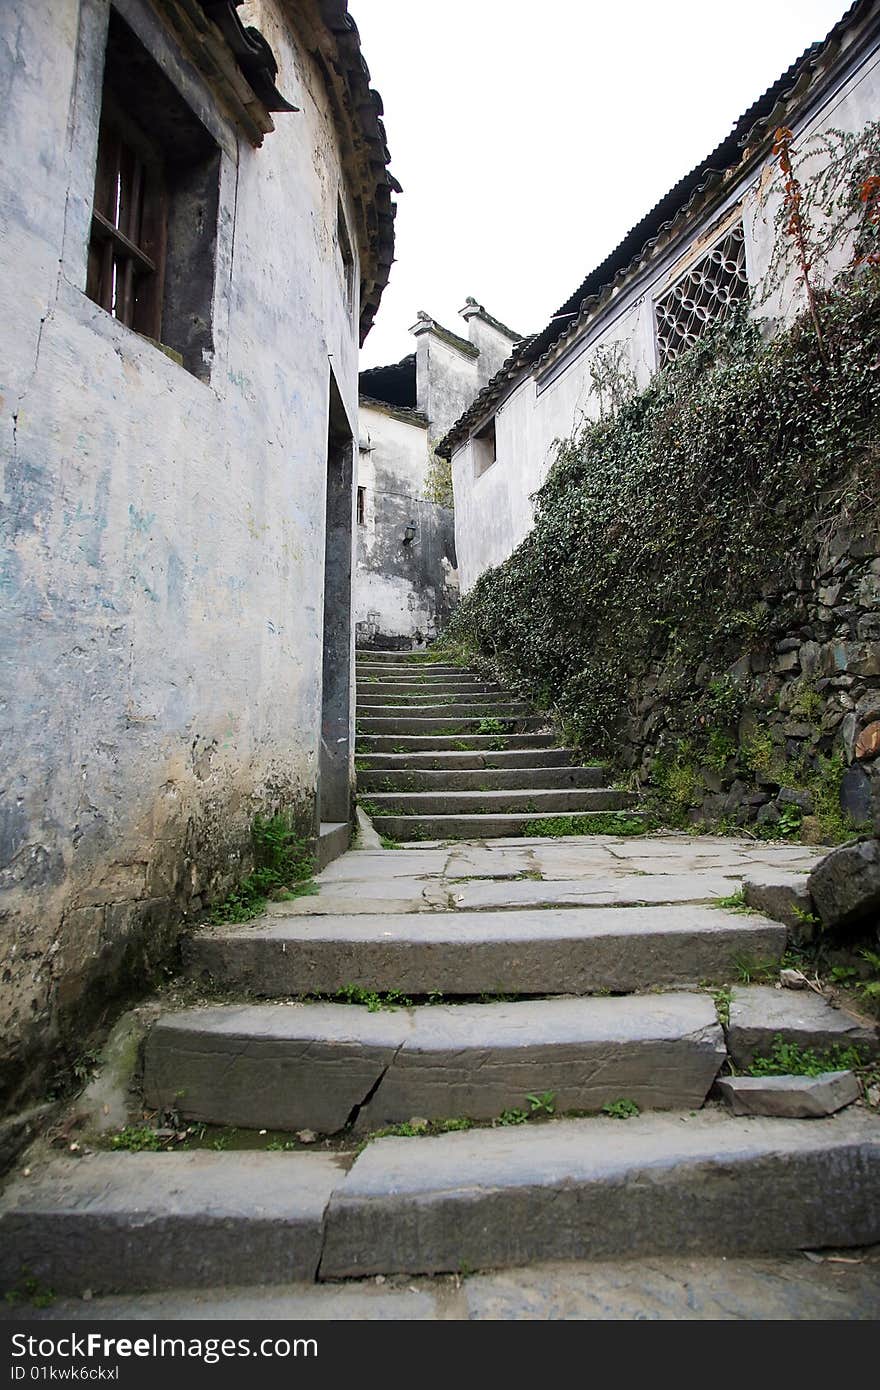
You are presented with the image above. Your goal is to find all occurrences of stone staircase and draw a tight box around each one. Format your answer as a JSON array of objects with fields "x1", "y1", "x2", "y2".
[
  {"x1": 356, "y1": 649, "x2": 639, "y2": 840},
  {"x1": 2, "y1": 659, "x2": 879, "y2": 1299}
]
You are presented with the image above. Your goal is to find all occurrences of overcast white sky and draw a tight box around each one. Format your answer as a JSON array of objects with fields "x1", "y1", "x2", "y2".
[{"x1": 354, "y1": 0, "x2": 851, "y2": 368}]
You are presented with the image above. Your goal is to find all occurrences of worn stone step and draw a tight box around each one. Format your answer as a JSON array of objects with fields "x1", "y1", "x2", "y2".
[
  {"x1": 356, "y1": 664, "x2": 471, "y2": 678},
  {"x1": 317, "y1": 821, "x2": 350, "y2": 871},
  {"x1": 357, "y1": 766, "x2": 609, "y2": 793},
  {"x1": 358, "y1": 711, "x2": 536, "y2": 734},
  {"x1": 359, "y1": 702, "x2": 531, "y2": 721},
  {"x1": 5, "y1": 1113, "x2": 878, "y2": 1294},
  {"x1": 319, "y1": 1109, "x2": 880, "y2": 1277},
  {"x1": 357, "y1": 681, "x2": 500, "y2": 697},
  {"x1": 142, "y1": 994, "x2": 725, "y2": 1135},
  {"x1": 726, "y1": 985, "x2": 879, "y2": 1068},
  {"x1": 184, "y1": 904, "x2": 786, "y2": 996},
  {"x1": 364, "y1": 789, "x2": 635, "y2": 818},
  {"x1": 270, "y1": 872, "x2": 744, "y2": 917},
  {"x1": 370, "y1": 809, "x2": 644, "y2": 841},
  {"x1": 355, "y1": 649, "x2": 443, "y2": 661},
  {"x1": 357, "y1": 734, "x2": 555, "y2": 753},
  {"x1": 357, "y1": 691, "x2": 514, "y2": 708},
  {"x1": 0, "y1": 1152, "x2": 341, "y2": 1295},
  {"x1": 357, "y1": 747, "x2": 581, "y2": 770}
]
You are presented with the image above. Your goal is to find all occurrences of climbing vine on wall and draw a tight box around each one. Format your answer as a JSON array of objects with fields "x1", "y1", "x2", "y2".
[{"x1": 447, "y1": 267, "x2": 880, "y2": 763}]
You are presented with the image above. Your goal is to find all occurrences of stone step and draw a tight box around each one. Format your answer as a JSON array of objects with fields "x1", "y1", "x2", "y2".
[
  {"x1": 319, "y1": 1110, "x2": 880, "y2": 1277},
  {"x1": 317, "y1": 821, "x2": 350, "y2": 870},
  {"x1": 7, "y1": 1113, "x2": 877, "y2": 1292},
  {"x1": 270, "y1": 872, "x2": 742, "y2": 917},
  {"x1": 358, "y1": 710, "x2": 536, "y2": 734},
  {"x1": 359, "y1": 702, "x2": 531, "y2": 722},
  {"x1": 0, "y1": 1152, "x2": 339, "y2": 1294},
  {"x1": 357, "y1": 747, "x2": 581, "y2": 770},
  {"x1": 725, "y1": 985, "x2": 879, "y2": 1068},
  {"x1": 363, "y1": 789, "x2": 634, "y2": 817},
  {"x1": 357, "y1": 681, "x2": 500, "y2": 697},
  {"x1": 184, "y1": 903, "x2": 786, "y2": 996},
  {"x1": 370, "y1": 809, "x2": 644, "y2": 841},
  {"x1": 357, "y1": 691, "x2": 513, "y2": 707},
  {"x1": 356, "y1": 664, "x2": 471, "y2": 678},
  {"x1": 142, "y1": 993, "x2": 726, "y2": 1135},
  {"x1": 355, "y1": 649, "x2": 441, "y2": 661},
  {"x1": 357, "y1": 766, "x2": 609, "y2": 793},
  {"x1": 357, "y1": 733, "x2": 559, "y2": 754}
]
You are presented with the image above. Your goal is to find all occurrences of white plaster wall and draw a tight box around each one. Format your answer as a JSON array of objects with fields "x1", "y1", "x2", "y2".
[
  {"x1": 0, "y1": 0, "x2": 362, "y2": 1098},
  {"x1": 453, "y1": 36, "x2": 880, "y2": 594},
  {"x1": 416, "y1": 332, "x2": 481, "y2": 443},
  {"x1": 356, "y1": 404, "x2": 456, "y2": 643}
]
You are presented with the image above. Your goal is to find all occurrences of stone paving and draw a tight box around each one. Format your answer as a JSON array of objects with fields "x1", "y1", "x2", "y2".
[{"x1": 6, "y1": 1250, "x2": 879, "y2": 1321}]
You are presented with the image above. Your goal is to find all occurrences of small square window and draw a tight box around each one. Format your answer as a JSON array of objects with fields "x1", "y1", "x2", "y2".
[{"x1": 86, "y1": 9, "x2": 221, "y2": 379}]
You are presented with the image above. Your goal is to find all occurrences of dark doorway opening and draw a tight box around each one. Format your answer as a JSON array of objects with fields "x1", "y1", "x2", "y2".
[{"x1": 319, "y1": 371, "x2": 355, "y2": 828}]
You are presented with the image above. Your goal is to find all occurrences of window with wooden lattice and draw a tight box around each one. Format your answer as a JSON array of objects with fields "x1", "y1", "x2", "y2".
[
  {"x1": 654, "y1": 222, "x2": 748, "y2": 366},
  {"x1": 86, "y1": 9, "x2": 221, "y2": 379}
]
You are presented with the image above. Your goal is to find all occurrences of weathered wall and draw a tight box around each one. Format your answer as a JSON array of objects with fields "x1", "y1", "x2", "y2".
[
  {"x1": 354, "y1": 301, "x2": 515, "y2": 647},
  {"x1": 0, "y1": 0, "x2": 361, "y2": 1108},
  {"x1": 355, "y1": 403, "x2": 457, "y2": 647},
  {"x1": 451, "y1": 30, "x2": 880, "y2": 593}
]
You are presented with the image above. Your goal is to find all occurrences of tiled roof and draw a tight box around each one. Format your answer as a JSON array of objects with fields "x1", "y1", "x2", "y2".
[
  {"x1": 310, "y1": 2, "x2": 400, "y2": 343},
  {"x1": 437, "y1": 0, "x2": 872, "y2": 457}
]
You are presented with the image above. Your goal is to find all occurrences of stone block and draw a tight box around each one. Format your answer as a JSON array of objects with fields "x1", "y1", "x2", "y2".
[
  {"x1": 717, "y1": 1071, "x2": 860, "y2": 1118},
  {"x1": 319, "y1": 1111, "x2": 880, "y2": 1276},
  {"x1": 0, "y1": 1152, "x2": 339, "y2": 1294},
  {"x1": 808, "y1": 838, "x2": 880, "y2": 928},
  {"x1": 726, "y1": 985, "x2": 878, "y2": 1068},
  {"x1": 185, "y1": 905, "x2": 787, "y2": 997},
  {"x1": 840, "y1": 765, "x2": 872, "y2": 823},
  {"x1": 855, "y1": 721, "x2": 880, "y2": 761},
  {"x1": 741, "y1": 869, "x2": 814, "y2": 937}
]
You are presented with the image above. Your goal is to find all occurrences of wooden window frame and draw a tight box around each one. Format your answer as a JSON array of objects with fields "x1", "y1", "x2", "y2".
[{"x1": 86, "y1": 90, "x2": 168, "y2": 340}]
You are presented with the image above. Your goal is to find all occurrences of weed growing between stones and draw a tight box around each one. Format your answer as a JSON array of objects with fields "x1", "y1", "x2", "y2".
[
  {"x1": 601, "y1": 1099, "x2": 641, "y2": 1119},
  {"x1": 207, "y1": 812, "x2": 316, "y2": 924},
  {"x1": 745, "y1": 1036, "x2": 868, "y2": 1077},
  {"x1": 523, "y1": 811, "x2": 648, "y2": 837},
  {"x1": 108, "y1": 1124, "x2": 164, "y2": 1152},
  {"x1": 4, "y1": 1273, "x2": 56, "y2": 1310},
  {"x1": 712, "y1": 889, "x2": 756, "y2": 914}
]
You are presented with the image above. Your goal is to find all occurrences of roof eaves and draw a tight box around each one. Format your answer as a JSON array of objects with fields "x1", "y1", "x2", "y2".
[
  {"x1": 307, "y1": 1, "x2": 400, "y2": 344},
  {"x1": 436, "y1": 0, "x2": 873, "y2": 457}
]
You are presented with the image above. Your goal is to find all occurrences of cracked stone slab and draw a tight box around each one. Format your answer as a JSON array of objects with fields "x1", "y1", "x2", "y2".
[
  {"x1": 317, "y1": 851, "x2": 453, "y2": 881},
  {"x1": 320, "y1": 1109, "x2": 880, "y2": 1277},
  {"x1": 726, "y1": 986, "x2": 879, "y2": 1068},
  {"x1": 185, "y1": 905, "x2": 786, "y2": 996},
  {"x1": 444, "y1": 874, "x2": 737, "y2": 912},
  {"x1": 356, "y1": 992, "x2": 724, "y2": 1129},
  {"x1": 279, "y1": 873, "x2": 740, "y2": 917},
  {"x1": 143, "y1": 995, "x2": 724, "y2": 1134},
  {"x1": 143, "y1": 1004, "x2": 407, "y2": 1132},
  {"x1": 0, "y1": 1152, "x2": 344, "y2": 1295},
  {"x1": 266, "y1": 876, "x2": 444, "y2": 916},
  {"x1": 717, "y1": 1071, "x2": 861, "y2": 1118}
]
